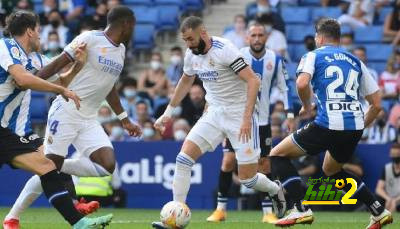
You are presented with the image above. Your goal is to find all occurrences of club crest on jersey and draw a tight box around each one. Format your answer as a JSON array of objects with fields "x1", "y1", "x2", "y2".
[
  {"x1": 209, "y1": 58, "x2": 214, "y2": 67},
  {"x1": 266, "y1": 62, "x2": 273, "y2": 70},
  {"x1": 10, "y1": 47, "x2": 20, "y2": 59},
  {"x1": 100, "y1": 47, "x2": 107, "y2": 54}
]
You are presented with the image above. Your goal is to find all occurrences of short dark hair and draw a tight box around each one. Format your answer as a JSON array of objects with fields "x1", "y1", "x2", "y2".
[
  {"x1": 6, "y1": 10, "x2": 39, "y2": 36},
  {"x1": 171, "y1": 46, "x2": 182, "y2": 53},
  {"x1": 353, "y1": 46, "x2": 366, "y2": 53},
  {"x1": 48, "y1": 31, "x2": 59, "y2": 37},
  {"x1": 256, "y1": 13, "x2": 274, "y2": 25},
  {"x1": 315, "y1": 18, "x2": 340, "y2": 40},
  {"x1": 107, "y1": 6, "x2": 135, "y2": 25},
  {"x1": 180, "y1": 16, "x2": 203, "y2": 33}
]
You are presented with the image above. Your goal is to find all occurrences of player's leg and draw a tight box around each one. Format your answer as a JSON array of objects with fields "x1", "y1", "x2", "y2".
[
  {"x1": 206, "y1": 139, "x2": 236, "y2": 222},
  {"x1": 322, "y1": 131, "x2": 393, "y2": 229},
  {"x1": 258, "y1": 124, "x2": 277, "y2": 223}
]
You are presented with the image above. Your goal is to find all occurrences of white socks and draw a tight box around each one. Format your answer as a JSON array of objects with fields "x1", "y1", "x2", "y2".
[
  {"x1": 5, "y1": 175, "x2": 42, "y2": 220},
  {"x1": 240, "y1": 173, "x2": 279, "y2": 196},
  {"x1": 173, "y1": 152, "x2": 195, "y2": 203},
  {"x1": 61, "y1": 157, "x2": 111, "y2": 177}
]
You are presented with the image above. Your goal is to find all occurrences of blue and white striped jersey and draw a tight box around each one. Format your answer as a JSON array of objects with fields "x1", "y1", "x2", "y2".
[
  {"x1": 0, "y1": 38, "x2": 41, "y2": 136},
  {"x1": 241, "y1": 47, "x2": 293, "y2": 125},
  {"x1": 297, "y1": 45, "x2": 379, "y2": 130}
]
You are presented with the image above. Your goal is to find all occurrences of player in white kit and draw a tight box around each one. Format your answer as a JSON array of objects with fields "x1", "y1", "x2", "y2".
[
  {"x1": 4, "y1": 6, "x2": 141, "y2": 227},
  {"x1": 151, "y1": 16, "x2": 286, "y2": 229},
  {"x1": 207, "y1": 22, "x2": 295, "y2": 224}
]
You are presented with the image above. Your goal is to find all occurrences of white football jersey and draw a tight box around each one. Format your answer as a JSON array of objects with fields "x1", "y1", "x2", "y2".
[
  {"x1": 241, "y1": 47, "x2": 292, "y2": 125},
  {"x1": 54, "y1": 30, "x2": 125, "y2": 119},
  {"x1": 183, "y1": 36, "x2": 248, "y2": 109}
]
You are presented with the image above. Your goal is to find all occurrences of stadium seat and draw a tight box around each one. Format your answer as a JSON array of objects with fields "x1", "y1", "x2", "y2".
[
  {"x1": 378, "y1": 7, "x2": 392, "y2": 24},
  {"x1": 286, "y1": 62, "x2": 298, "y2": 78},
  {"x1": 157, "y1": 5, "x2": 180, "y2": 31},
  {"x1": 369, "y1": 62, "x2": 387, "y2": 75},
  {"x1": 124, "y1": 0, "x2": 153, "y2": 6},
  {"x1": 300, "y1": 0, "x2": 320, "y2": 6},
  {"x1": 354, "y1": 26, "x2": 383, "y2": 43},
  {"x1": 245, "y1": 3, "x2": 257, "y2": 19},
  {"x1": 30, "y1": 92, "x2": 49, "y2": 123},
  {"x1": 185, "y1": 0, "x2": 204, "y2": 12},
  {"x1": 133, "y1": 24, "x2": 156, "y2": 51},
  {"x1": 154, "y1": 0, "x2": 186, "y2": 11},
  {"x1": 286, "y1": 25, "x2": 315, "y2": 43},
  {"x1": 311, "y1": 7, "x2": 342, "y2": 22},
  {"x1": 132, "y1": 7, "x2": 160, "y2": 29},
  {"x1": 281, "y1": 7, "x2": 310, "y2": 24},
  {"x1": 289, "y1": 44, "x2": 308, "y2": 62},
  {"x1": 365, "y1": 44, "x2": 393, "y2": 62},
  {"x1": 341, "y1": 25, "x2": 352, "y2": 35}
]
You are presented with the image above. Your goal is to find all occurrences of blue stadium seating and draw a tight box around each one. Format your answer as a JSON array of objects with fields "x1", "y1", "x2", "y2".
[
  {"x1": 290, "y1": 44, "x2": 308, "y2": 62},
  {"x1": 30, "y1": 91, "x2": 49, "y2": 123},
  {"x1": 124, "y1": 0, "x2": 154, "y2": 6},
  {"x1": 311, "y1": 7, "x2": 342, "y2": 22},
  {"x1": 132, "y1": 7, "x2": 160, "y2": 29},
  {"x1": 286, "y1": 62, "x2": 298, "y2": 78},
  {"x1": 378, "y1": 7, "x2": 392, "y2": 24},
  {"x1": 245, "y1": 3, "x2": 257, "y2": 19},
  {"x1": 365, "y1": 44, "x2": 393, "y2": 62},
  {"x1": 223, "y1": 25, "x2": 234, "y2": 34},
  {"x1": 281, "y1": 7, "x2": 310, "y2": 24},
  {"x1": 133, "y1": 24, "x2": 156, "y2": 50},
  {"x1": 186, "y1": 0, "x2": 204, "y2": 12},
  {"x1": 157, "y1": 5, "x2": 180, "y2": 31},
  {"x1": 354, "y1": 26, "x2": 383, "y2": 43},
  {"x1": 369, "y1": 62, "x2": 387, "y2": 75},
  {"x1": 341, "y1": 25, "x2": 352, "y2": 35},
  {"x1": 300, "y1": 0, "x2": 320, "y2": 6},
  {"x1": 286, "y1": 25, "x2": 315, "y2": 43},
  {"x1": 154, "y1": 0, "x2": 186, "y2": 11}
]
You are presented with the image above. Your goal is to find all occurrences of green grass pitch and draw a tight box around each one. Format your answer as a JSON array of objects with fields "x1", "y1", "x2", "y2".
[{"x1": 0, "y1": 208, "x2": 398, "y2": 228}]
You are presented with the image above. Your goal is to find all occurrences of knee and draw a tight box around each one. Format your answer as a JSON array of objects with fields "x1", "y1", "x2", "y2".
[
  {"x1": 239, "y1": 174, "x2": 258, "y2": 189},
  {"x1": 322, "y1": 164, "x2": 339, "y2": 177},
  {"x1": 102, "y1": 160, "x2": 116, "y2": 174},
  {"x1": 258, "y1": 157, "x2": 271, "y2": 174},
  {"x1": 221, "y1": 154, "x2": 235, "y2": 172},
  {"x1": 38, "y1": 158, "x2": 57, "y2": 175}
]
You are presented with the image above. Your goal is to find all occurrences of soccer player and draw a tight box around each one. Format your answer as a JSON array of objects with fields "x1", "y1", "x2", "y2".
[
  {"x1": 3, "y1": 6, "x2": 141, "y2": 228},
  {"x1": 0, "y1": 10, "x2": 113, "y2": 229},
  {"x1": 206, "y1": 22, "x2": 295, "y2": 224},
  {"x1": 151, "y1": 16, "x2": 286, "y2": 229},
  {"x1": 270, "y1": 18, "x2": 393, "y2": 228}
]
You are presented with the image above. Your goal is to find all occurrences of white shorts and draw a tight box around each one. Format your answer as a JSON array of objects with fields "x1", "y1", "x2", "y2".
[
  {"x1": 186, "y1": 106, "x2": 260, "y2": 164},
  {"x1": 44, "y1": 102, "x2": 113, "y2": 157}
]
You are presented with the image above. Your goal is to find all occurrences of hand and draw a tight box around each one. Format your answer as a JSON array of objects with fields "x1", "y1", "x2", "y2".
[
  {"x1": 154, "y1": 114, "x2": 172, "y2": 134},
  {"x1": 61, "y1": 88, "x2": 81, "y2": 110},
  {"x1": 286, "y1": 118, "x2": 296, "y2": 133},
  {"x1": 74, "y1": 43, "x2": 87, "y2": 65},
  {"x1": 121, "y1": 119, "x2": 142, "y2": 137},
  {"x1": 239, "y1": 116, "x2": 252, "y2": 143},
  {"x1": 299, "y1": 103, "x2": 315, "y2": 117}
]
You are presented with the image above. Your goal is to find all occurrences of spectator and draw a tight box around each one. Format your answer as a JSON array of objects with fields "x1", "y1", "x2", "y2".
[
  {"x1": 320, "y1": 0, "x2": 346, "y2": 7},
  {"x1": 304, "y1": 35, "x2": 316, "y2": 52},
  {"x1": 389, "y1": 105, "x2": 400, "y2": 127},
  {"x1": 343, "y1": 155, "x2": 364, "y2": 178},
  {"x1": 181, "y1": 84, "x2": 206, "y2": 126},
  {"x1": 107, "y1": 0, "x2": 120, "y2": 10},
  {"x1": 85, "y1": 2, "x2": 108, "y2": 30},
  {"x1": 108, "y1": 121, "x2": 127, "y2": 141},
  {"x1": 384, "y1": 0, "x2": 400, "y2": 44},
  {"x1": 98, "y1": 104, "x2": 115, "y2": 124},
  {"x1": 166, "y1": 46, "x2": 184, "y2": 86},
  {"x1": 379, "y1": 50, "x2": 400, "y2": 110},
  {"x1": 142, "y1": 120, "x2": 162, "y2": 141},
  {"x1": 366, "y1": 110, "x2": 397, "y2": 144},
  {"x1": 44, "y1": 31, "x2": 63, "y2": 59},
  {"x1": 340, "y1": 32, "x2": 354, "y2": 51},
  {"x1": 15, "y1": 0, "x2": 32, "y2": 11},
  {"x1": 256, "y1": 14, "x2": 288, "y2": 58},
  {"x1": 352, "y1": 46, "x2": 379, "y2": 81},
  {"x1": 58, "y1": 0, "x2": 86, "y2": 23},
  {"x1": 138, "y1": 52, "x2": 169, "y2": 98},
  {"x1": 41, "y1": 9, "x2": 70, "y2": 48},
  {"x1": 337, "y1": 0, "x2": 374, "y2": 29},
  {"x1": 292, "y1": 155, "x2": 320, "y2": 184},
  {"x1": 133, "y1": 100, "x2": 154, "y2": 128},
  {"x1": 223, "y1": 14, "x2": 247, "y2": 49},
  {"x1": 120, "y1": 78, "x2": 138, "y2": 119},
  {"x1": 254, "y1": 0, "x2": 285, "y2": 33},
  {"x1": 172, "y1": 119, "x2": 191, "y2": 141},
  {"x1": 376, "y1": 143, "x2": 400, "y2": 212},
  {"x1": 39, "y1": 0, "x2": 57, "y2": 25}
]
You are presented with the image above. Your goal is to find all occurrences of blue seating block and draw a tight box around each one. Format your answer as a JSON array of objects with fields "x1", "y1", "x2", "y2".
[
  {"x1": 281, "y1": 7, "x2": 310, "y2": 24},
  {"x1": 311, "y1": 7, "x2": 342, "y2": 21},
  {"x1": 158, "y1": 5, "x2": 180, "y2": 31},
  {"x1": 365, "y1": 44, "x2": 393, "y2": 62},
  {"x1": 354, "y1": 26, "x2": 383, "y2": 43},
  {"x1": 133, "y1": 24, "x2": 156, "y2": 50},
  {"x1": 186, "y1": 0, "x2": 204, "y2": 11},
  {"x1": 287, "y1": 25, "x2": 315, "y2": 43},
  {"x1": 378, "y1": 7, "x2": 392, "y2": 24},
  {"x1": 124, "y1": 0, "x2": 153, "y2": 6}
]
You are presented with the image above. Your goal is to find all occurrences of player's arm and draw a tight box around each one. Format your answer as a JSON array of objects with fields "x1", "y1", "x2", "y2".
[
  {"x1": 9, "y1": 64, "x2": 81, "y2": 109},
  {"x1": 106, "y1": 86, "x2": 142, "y2": 137},
  {"x1": 36, "y1": 53, "x2": 73, "y2": 80},
  {"x1": 296, "y1": 52, "x2": 316, "y2": 116},
  {"x1": 55, "y1": 44, "x2": 88, "y2": 87},
  {"x1": 237, "y1": 65, "x2": 261, "y2": 143},
  {"x1": 360, "y1": 62, "x2": 382, "y2": 127},
  {"x1": 154, "y1": 73, "x2": 195, "y2": 133}
]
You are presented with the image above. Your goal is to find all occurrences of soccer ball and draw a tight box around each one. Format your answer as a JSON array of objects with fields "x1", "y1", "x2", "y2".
[{"x1": 160, "y1": 201, "x2": 191, "y2": 229}]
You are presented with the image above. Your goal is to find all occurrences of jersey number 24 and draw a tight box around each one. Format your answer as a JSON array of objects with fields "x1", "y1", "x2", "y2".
[{"x1": 325, "y1": 65, "x2": 359, "y2": 100}]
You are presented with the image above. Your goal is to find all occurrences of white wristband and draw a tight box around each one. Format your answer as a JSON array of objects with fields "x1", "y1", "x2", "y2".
[
  {"x1": 164, "y1": 105, "x2": 175, "y2": 117},
  {"x1": 287, "y1": 113, "x2": 294, "y2": 119},
  {"x1": 117, "y1": 111, "x2": 128, "y2": 121}
]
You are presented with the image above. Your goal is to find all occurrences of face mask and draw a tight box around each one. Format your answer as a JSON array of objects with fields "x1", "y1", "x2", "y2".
[
  {"x1": 191, "y1": 38, "x2": 206, "y2": 55},
  {"x1": 143, "y1": 127, "x2": 155, "y2": 138},
  {"x1": 174, "y1": 130, "x2": 187, "y2": 141},
  {"x1": 111, "y1": 126, "x2": 124, "y2": 138},
  {"x1": 265, "y1": 25, "x2": 273, "y2": 34},
  {"x1": 123, "y1": 88, "x2": 136, "y2": 99},
  {"x1": 170, "y1": 55, "x2": 182, "y2": 65},
  {"x1": 50, "y1": 20, "x2": 60, "y2": 28},
  {"x1": 150, "y1": 60, "x2": 162, "y2": 70},
  {"x1": 44, "y1": 6, "x2": 52, "y2": 13},
  {"x1": 377, "y1": 119, "x2": 386, "y2": 127},
  {"x1": 392, "y1": 157, "x2": 400, "y2": 164},
  {"x1": 172, "y1": 106, "x2": 182, "y2": 117},
  {"x1": 48, "y1": 41, "x2": 59, "y2": 51},
  {"x1": 258, "y1": 4, "x2": 271, "y2": 14}
]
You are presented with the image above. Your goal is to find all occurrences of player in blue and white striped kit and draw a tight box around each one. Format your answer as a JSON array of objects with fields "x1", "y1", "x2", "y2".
[{"x1": 269, "y1": 18, "x2": 393, "y2": 228}]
